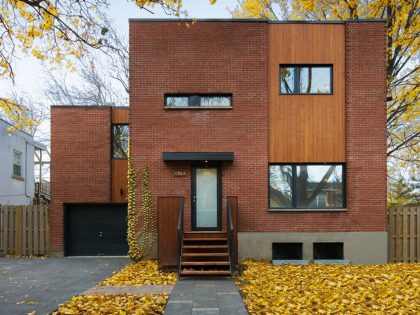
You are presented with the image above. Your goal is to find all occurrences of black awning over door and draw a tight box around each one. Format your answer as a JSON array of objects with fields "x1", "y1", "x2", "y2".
[{"x1": 162, "y1": 152, "x2": 234, "y2": 162}]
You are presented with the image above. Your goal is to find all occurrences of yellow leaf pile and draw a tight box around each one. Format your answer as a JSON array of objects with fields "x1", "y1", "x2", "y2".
[
  {"x1": 236, "y1": 260, "x2": 420, "y2": 315},
  {"x1": 52, "y1": 294, "x2": 168, "y2": 315},
  {"x1": 99, "y1": 260, "x2": 177, "y2": 286}
]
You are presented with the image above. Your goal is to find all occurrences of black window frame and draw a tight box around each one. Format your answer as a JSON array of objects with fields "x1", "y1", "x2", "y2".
[
  {"x1": 164, "y1": 94, "x2": 233, "y2": 108},
  {"x1": 279, "y1": 65, "x2": 333, "y2": 95},
  {"x1": 313, "y1": 242, "x2": 344, "y2": 260},
  {"x1": 268, "y1": 163, "x2": 346, "y2": 210},
  {"x1": 111, "y1": 124, "x2": 129, "y2": 160}
]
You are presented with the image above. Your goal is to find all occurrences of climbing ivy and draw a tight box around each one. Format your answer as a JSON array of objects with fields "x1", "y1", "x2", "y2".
[{"x1": 126, "y1": 145, "x2": 156, "y2": 261}]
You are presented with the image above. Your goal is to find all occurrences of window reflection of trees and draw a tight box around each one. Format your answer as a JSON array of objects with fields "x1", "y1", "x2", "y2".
[
  {"x1": 113, "y1": 125, "x2": 129, "y2": 159},
  {"x1": 270, "y1": 165, "x2": 343, "y2": 208}
]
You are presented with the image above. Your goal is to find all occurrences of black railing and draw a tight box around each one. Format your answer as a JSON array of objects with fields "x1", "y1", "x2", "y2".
[
  {"x1": 177, "y1": 198, "x2": 185, "y2": 276},
  {"x1": 227, "y1": 197, "x2": 234, "y2": 274},
  {"x1": 35, "y1": 180, "x2": 50, "y2": 201}
]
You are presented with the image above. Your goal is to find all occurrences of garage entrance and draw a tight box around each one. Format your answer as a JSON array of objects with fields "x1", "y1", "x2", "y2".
[{"x1": 65, "y1": 204, "x2": 128, "y2": 256}]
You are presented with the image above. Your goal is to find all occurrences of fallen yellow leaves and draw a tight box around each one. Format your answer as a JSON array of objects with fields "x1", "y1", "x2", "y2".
[
  {"x1": 236, "y1": 260, "x2": 420, "y2": 315},
  {"x1": 99, "y1": 260, "x2": 177, "y2": 286},
  {"x1": 52, "y1": 294, "x2": 168, "y2": 315}
]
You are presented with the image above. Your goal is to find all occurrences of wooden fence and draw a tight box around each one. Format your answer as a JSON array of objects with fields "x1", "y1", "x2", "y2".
[
  {"x1": 0, "y1": 205, "x2": 49, "y2": 256},
  {"x1": 388, "y1": 207, "x2": 420, "y2": 263}
]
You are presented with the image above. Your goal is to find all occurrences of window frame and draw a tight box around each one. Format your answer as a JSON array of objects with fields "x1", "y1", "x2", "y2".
[
  {"x1": 12, "y1": 150, "x2": 23, "y2": 178},
  {"x1": 111, "y1": 124, "x2": 129, "y2": 160},
  {"x1": 268, "y1": 163, "x2": 346, "y2": 211},
  {"x1": 279, "y1": 64, "x2": 333, "y2": 95},
  {"x1": 164, "y1": 94, "x2": 233, "y2": 109}
]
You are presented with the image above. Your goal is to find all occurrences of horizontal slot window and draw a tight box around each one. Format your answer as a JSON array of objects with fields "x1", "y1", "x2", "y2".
[
  {"x1": 280, "y1": 65, "x2": 332, "y2": 94},
  {"x1": 269, "y1": 164, "x2": 344, "y2": 209},
  {"x1": 165, "y1": 94, "x2": 232, "y2": 108}
]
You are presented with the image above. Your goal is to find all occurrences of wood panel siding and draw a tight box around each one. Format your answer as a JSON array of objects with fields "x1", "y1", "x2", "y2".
[
  {"x1": 111, "y1": 107, "x2": 129, "y2": 124},
  {"x1": 111, "y1": 160, "x2": 128, "y2": 202},
  {"x1": 111, "y1": 107, "x2": 129, "y2": 202},
  {"x1": 158, "y1": 197, "x2": 183, "y2": 266},
  {"x1": 269, "y1": 24, "x2": 345, "y2": 163}
]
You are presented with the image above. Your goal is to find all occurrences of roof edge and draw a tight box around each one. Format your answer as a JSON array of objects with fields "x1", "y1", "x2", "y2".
[
  {"x1": 128, "y1": 18, "x2": 386, "y2": 24},
  {"x1": 50, "y1": 105, "x2": 129, "y2": 109}
]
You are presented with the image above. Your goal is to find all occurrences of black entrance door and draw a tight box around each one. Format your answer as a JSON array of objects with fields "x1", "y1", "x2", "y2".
[
  {"x1": 191, "y1": 166, "x2": 221, "y2": 230},
  {"x1": 65, "y1": 204, "x2": 128, "y2": 256}
]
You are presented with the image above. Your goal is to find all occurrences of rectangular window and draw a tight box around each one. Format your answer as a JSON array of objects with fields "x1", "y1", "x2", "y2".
[
  {"x1": 269, "y1": 164, "x2": 344, "y2": 209},
  {"x1": 313, "y1": 242, "x2": 344, "y2": 260},
  {"x1": 165, "y1": 94, "x2": 232, "y2": 108},
  {"x1": 272, "y1": 243, "x2": 303, "y2": 260},
  {"x1": 280, "y1": 65, "x2": 332, "y2": 94},
  {"x1": 13, "y1": 150, "x2": 22, "y2": 177},
  {"x1": 112, "y1": 124, "x2": 129, "y2": 159}
]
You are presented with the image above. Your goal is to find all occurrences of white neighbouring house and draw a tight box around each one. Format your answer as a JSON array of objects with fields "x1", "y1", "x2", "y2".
[{"x1": 0, "y1": 119, "x2": 47, "y2": 205}]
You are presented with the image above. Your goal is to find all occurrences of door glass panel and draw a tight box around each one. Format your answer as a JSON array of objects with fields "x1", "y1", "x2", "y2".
[{"x1": 196, "y1": 168, "x2": 218, "y2": 228}]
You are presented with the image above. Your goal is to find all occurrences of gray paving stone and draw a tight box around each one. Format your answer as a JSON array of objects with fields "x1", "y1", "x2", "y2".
[
  {"x1": 0, "y1": 257, "x2": 128, "y2": 315},
  {"x1": 164, "y1": 279, "x2": 247, "y2": 315}
]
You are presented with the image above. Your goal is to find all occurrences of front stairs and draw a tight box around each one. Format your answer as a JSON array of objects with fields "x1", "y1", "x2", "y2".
[{"x1": 180, "y1": 232, "x2": 231, "y2": 277}]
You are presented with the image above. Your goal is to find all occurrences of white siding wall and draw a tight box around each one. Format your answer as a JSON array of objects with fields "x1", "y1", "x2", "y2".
[{"x1": 0, "y1": 120, "x2": 35, "y2": 205}]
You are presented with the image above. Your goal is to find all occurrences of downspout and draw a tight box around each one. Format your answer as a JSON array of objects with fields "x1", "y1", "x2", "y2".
[{"x1": 24, "y1": 140, "x2": 31, "y2": 204}]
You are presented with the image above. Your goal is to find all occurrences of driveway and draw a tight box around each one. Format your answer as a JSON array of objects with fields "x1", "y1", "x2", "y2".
[{"x1": 0, "y1": 257, "x2": 129, "y2": 315}]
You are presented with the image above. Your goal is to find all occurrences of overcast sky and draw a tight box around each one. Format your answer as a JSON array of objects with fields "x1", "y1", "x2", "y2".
[{"x1": 0, "y1": 0, "x2": 237, "y2": 101}]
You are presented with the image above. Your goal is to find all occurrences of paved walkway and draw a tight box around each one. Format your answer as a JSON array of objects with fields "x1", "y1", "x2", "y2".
[
  {"x1": 0, "y1": 257, "x2": 128, "y2": 315},
  {"x1": 164, "y1": 279, "x2": 248, "y2": 315}
]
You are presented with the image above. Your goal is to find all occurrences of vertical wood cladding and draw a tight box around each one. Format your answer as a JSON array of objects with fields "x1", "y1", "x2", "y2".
[
  {"x1": 268, "y1": 24, "x2": 346, "y2": 163},
  {"x1": 111, "y1": 108, "x2": 129, "y2": 202}
]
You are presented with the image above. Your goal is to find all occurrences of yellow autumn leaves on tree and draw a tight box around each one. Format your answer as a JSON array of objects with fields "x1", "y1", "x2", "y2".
[{"x1": 236, "y1": 260, "x2": 420, "y2": 314}]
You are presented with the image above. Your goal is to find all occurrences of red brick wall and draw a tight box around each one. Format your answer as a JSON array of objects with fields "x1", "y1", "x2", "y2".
[
  {"x1": 344, "y1": 21, "x2": 388, "y2": 231},
  {"x1": 129, "y1": 21, "x2": 269, "y2": 232},
  {"x1": 129, "y1": 20, "x2": 387, "y2": 234},
  {"x1": 50, "y1": 107, "x2": 111, "y2": 253}
]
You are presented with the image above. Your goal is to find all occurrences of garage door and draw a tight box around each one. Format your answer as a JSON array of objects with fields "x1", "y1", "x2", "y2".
[{"x1": 65, "y1": 204, "x2": 128, "y2": 256}]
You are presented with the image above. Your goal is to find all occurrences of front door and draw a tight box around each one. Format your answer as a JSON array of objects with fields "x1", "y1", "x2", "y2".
[{"x1": 191, "y1": 166, "x2": 221, "y2": 230}]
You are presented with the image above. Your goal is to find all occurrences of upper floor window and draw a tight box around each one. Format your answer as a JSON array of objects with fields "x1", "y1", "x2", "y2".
[
  {"x1": 165, "y1": 94, "x2": 232, "y2": 108},
  {"x1": 13, "y1": 150, "x2": 22, "y2": 177},
  {"x1": 112, "y1": 124, "x2": 129, "y2": 159},
  {"x1": 280, "y1": 65, "x2": 332, "y2": 94},
  {"x1": 269, "y1": 164, "x2": 344, "y2": 209}
]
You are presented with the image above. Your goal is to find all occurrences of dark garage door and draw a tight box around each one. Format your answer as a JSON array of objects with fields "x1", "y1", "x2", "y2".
[{"x1": 65, "y1": 204, "x2": 128, "y2": 256}]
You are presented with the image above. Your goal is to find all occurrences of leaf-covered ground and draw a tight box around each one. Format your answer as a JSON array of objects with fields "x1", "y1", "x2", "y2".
[
  {"x1": 51, "y1": 294, "x2": 168, "y2": 315},
  {"x1": 236, "y1": 260, "x2": 420, "y2": 315},
  {"x1": 99, "y1": 260, "x2": 177, "y2": 286}
]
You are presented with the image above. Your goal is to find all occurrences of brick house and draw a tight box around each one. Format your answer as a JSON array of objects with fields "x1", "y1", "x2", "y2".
[{"x1": 51, "y1": 19, "x2": 387, "y2": 274}]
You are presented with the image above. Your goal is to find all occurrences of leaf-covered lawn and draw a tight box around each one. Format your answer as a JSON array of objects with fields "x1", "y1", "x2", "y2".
[
  {"x1": 236, "y1": 260, "x2": 420, "y2": 315},
  {"x1": 52, "y1": 294, "x2": 168, "y2": 315},
  {"x1": 99, "y1": 260, "x2": 177, "y2": 286}
]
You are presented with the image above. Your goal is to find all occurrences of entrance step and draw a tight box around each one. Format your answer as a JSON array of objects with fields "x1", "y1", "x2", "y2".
[
  {"x1": 180, "y1": 270, "x2": 231, "y2": 277},
  {"x1": 180, "y1": 232, "x2": 231, "y2": 278}
]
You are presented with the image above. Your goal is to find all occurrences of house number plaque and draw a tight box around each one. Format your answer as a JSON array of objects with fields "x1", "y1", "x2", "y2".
[{"x1": 174, "y1": 171, "x2": 186, "y2": 177}]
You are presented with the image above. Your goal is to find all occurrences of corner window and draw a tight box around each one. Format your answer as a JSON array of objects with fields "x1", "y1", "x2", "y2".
[
  {"x1": 280, "y1": 65, "x2": 332, "y2": 94},
  {"x1": 112, "y1": 124, "x2": 129, "y2": 159},
  {"x1": 13, "y1": 150, "x2": 22, "y2": 177},
  {"x1": 269, "y1": 164, "x2": 344, "y2": 209},
  {"x1": 165, "y1": 94, "x2": 232, "y2": 108}
]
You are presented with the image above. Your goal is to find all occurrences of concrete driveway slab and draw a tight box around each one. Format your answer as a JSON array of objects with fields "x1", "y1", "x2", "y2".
[{"x1": 0, "y1": 257, "x2": 128, "y2": 315}]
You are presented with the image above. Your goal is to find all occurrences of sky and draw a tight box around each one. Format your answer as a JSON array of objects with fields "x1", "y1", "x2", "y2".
[{"x1": 0, "y1": 0, "x2": 238, "y2": 99}]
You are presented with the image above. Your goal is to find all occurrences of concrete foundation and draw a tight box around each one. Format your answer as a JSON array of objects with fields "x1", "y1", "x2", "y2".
[{"x1": 238, "y1": 231, "x2": 387, "y2": 264}]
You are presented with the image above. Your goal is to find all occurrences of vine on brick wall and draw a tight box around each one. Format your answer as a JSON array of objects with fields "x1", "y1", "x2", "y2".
[{"x1": 127, "y1": 146, "x2": 156, "y2": 261}]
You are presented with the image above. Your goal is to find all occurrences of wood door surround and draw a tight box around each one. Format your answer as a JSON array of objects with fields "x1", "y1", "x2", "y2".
[
  {"x1": 111, "y1": 107, "x2": 129, "y2": 202},
  {"x1": 269, "y1": 24, "x2": 346, "y2": 163}
]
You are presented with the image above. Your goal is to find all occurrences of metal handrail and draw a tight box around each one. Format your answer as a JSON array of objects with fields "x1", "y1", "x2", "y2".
[
  {"x1": 177, "y1": 198, "x2": 185, "y2": 276},
  {"x1": 227, "y1": 197, "x2": 234, "y2": 275}
]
